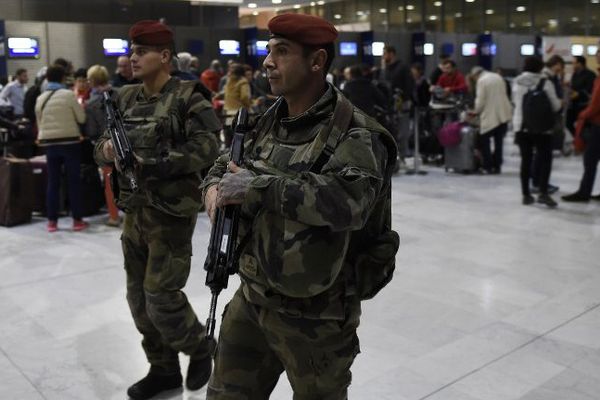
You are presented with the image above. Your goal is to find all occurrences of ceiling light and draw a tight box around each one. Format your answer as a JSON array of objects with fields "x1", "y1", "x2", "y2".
[
  {"x1": 516, "y1": 6, "x2": 526, "y2": 12},
  {"x1": 406, "y1": 4, "x2": 415, "y2": 10},
  {"x1": 407, "y1": 18, "x2": 413, "y2": 23},
  {"x1": 571, "y1": 17, "x2": 579, "y2": 22},
  {"x1": 379, "y1": 8, "x2": 387, "y2": 13},
  {"x1": 248, "y1": 2, "x2": 256, "y2": 8},
  {"x1": 429, "y1": 15, "x2": 438, "y2": 20},
  {"x1": 293, "y1": 4, "x2": 301, "y2": 8},
  {"x1": 334, "y1": 14, "x2": 341, "y2": 19},
  {"x1": 398, "y1": 6, "x2": 404, "y2": 11},
  {"x1": 434, "y1": 1, "x2": 442, "y2": 6},
  {"x1": 548, "y1": 19, "x2": 558, "y2": 26},
  {"x1": 466, "y1": 0, "x2": 475, "y2": 3},
  {"x1": 310, "y1": 1, "x2": 316, "y2": 5},
  {"x1": 356, "y1": 10, "x2": 365, "y2": 16},
  {"x1": 317, "y1": 0, "x2": 325, "y2": 4},
  {"x1": 485, "y1": 9, "x2": 494, "y2": 14},
  {"x1": 252, "y1": 10, "x2": 259, "y2": 15},
  {"x1": 455, "y1": 12, "x2": 462, "y2": 17},
  {"x1": 592, "y1": 0, "x2": 600, "y2": 4},
  {"x1": 272, "y1": 0, "x2": 281, "y2": 3}
]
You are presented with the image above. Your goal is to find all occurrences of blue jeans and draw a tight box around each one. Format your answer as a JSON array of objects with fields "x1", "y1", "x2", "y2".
[{"x1": 46, "y1": 143, "x2": 83, "y2": 221}]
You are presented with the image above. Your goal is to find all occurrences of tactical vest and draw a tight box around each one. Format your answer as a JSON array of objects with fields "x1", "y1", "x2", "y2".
[
  {"x1": 112, "y1": 80, "x2": 205, "y2": 217},
  {"x1": 237, "y1": 90, "x2": 399, "y2": 318}
]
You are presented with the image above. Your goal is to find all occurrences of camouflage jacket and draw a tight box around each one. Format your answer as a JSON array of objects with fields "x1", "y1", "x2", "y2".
[
  {"x1": 94, "y1": 77, "x2": 221, "y2": 217},
  {"x1": 202, "y1": 84, "x2": 396, "y2": 319}
]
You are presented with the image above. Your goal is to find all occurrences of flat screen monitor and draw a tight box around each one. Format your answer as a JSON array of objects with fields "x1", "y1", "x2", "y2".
[
  {"x1": 103, "y1": 38, "x2": 128, "y2": 56},
  {"x1": 339, "y1": 42, "x2": 358, "y2": 56},
  {"x1": 520, "y1": 44, "x2": 535, "y2": 56},
  {"x1": 219, "y1": 40, "x2": 240, "y2": 55},
  {"x1": 424, "y1": 43, "x2": 434, "y2": 56},
  {"x1": 588, "y1": 45, "x2": 598, "y2": 56},
  {"x1": 256, "y1": 40, "x2": 268, "y2": 56},
  {"x1": 571, "y1": 44, "x2": 584, "y2": 56},
  {"x1": 461, "y1": 43, "x2": 477, "y2": 57},
  {"x1": 7, "y1": 37, "x2": 40, "y2": 58},
  {"x1": 372, "y1": 41, "x2": 385, "y2": 56}
]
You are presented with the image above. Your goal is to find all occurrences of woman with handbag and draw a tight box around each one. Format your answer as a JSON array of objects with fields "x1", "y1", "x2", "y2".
[{"x1": 35, "y1": 65, "x2": 87, "y2": 232}]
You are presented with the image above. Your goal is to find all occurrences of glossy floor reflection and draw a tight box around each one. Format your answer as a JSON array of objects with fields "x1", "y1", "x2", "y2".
[{"x1": 1, "y1": 144, "x2": 599, "y2": 400}]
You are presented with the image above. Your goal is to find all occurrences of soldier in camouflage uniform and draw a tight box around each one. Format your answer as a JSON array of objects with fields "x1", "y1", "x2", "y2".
[
  {"x1": 202, "y1": 14, "x2": 398, "y2": 399},
  {"x1": 93, "y1": 20, "x2": 220, "y2": 400}
]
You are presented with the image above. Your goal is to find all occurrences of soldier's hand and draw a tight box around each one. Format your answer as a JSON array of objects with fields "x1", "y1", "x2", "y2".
[
  {"x1": 205, "y1": 185, "x2": 218, "y2": 223},
  {"x1": 102, "y1": 140, "x2": 116, "y2": 161},
  {"x1": 216, "y1": 162, "x2": 254, "y2": 207}
]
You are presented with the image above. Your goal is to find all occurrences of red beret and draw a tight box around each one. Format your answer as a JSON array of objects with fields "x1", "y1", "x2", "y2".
[
  {"x1": 129, "y1": 20, "x2": 174, "y2": 46},
  {"x1": 268, "y1": 14, "x2": 338, "y2": 46}
]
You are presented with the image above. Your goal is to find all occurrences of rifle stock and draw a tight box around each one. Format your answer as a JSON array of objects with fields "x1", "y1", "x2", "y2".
[{"x1": 204, "y1": 108, "x2": 250, "y2": 340}]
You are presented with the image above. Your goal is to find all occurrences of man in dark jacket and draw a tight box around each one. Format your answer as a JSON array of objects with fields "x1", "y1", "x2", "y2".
[
  {"x1": 568, "y1": 56, "x2": 596, "y2": 135},
  {"x1": 342, "y1": 64, "x2": 387, "y2": 118}
]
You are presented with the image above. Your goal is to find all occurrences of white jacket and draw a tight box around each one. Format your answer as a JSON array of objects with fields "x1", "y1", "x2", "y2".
[
  {"x1": 511, "y1": 72, "x2": 561, "y2": 133},
  {"x1": 35, "y1": 88, "x2": 86, "y2": 145},
  {"x1": 473, "y1": 71, "x2": 513, "y2": 134}
]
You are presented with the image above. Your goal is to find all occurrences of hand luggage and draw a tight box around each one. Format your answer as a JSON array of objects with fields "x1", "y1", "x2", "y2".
[
  {"x1": 0, "y1": 157, "x2": 34, "y2": 226},
  {"x1": 445, "y1": 125, "x2": 476, "y2": 173},
  {"x1": 80, "y1": 164, "x2": 104, "y2": 217}
]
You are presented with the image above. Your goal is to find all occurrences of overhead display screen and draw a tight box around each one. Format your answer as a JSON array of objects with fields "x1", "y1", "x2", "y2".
[
  {"x1": 571, "y1": 44, "x2": 584, "y2": 56},
  {"x1": 461, "y1": 43, "x2": 477, "y2": 57},
  {"x1": 103, "y1": 38, "x2": 128, "y2": 56},
  {"x1": 219, "y1": 40, "x2": 240, "y2": 55},
  {"x1": 255, "y1": 40, "x2": 268, "y2": 56},
  {"x1": 424, "y1": 43, "x2": 434, "y2": 56},
  {"x1": 372, "y1": 41, "x2": 385, "y2": 56},
  {"x1": 7, "y1": 37, "x2": 40, "y2": 58},
  {"x1": 520, "y1": 44, "x2": 535, "y2": 56},
  {"x1": 339, "y1": 42, "x2": 358, "y2": 56}
]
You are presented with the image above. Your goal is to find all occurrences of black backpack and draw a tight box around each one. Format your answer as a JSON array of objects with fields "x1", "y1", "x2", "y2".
[{"x1": 522, "y1": 78, "x2": 555, "y2": 133}]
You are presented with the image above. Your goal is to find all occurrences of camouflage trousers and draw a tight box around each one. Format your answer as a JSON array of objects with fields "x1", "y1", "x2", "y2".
[
  {"x1": 207, "y1": 287, "x2": 361, "y2": 400},
  {"x1": 121, "y1": 206, "x2": 210, "y2": 374}
]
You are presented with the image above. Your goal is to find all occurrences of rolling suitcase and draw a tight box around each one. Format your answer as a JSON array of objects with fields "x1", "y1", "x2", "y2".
[
  {"x1": 0, "y1": 157, "x2": 34, "y2": 226},
  {"x1": 79, "y1": 164, "x2": 104, "y2": 217},
  {"x1": 445, "y1": 125, "x2": 476, "y2": 173}
]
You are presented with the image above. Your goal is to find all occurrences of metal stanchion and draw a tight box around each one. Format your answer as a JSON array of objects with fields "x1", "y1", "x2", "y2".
[{"x1": 406, "y1": 107, "x2": 428, "y2": 175}]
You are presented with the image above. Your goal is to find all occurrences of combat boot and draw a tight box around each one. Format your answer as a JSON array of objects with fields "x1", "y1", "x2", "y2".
[
  {"x1": 127, "y1": 368, "x2": 182, "y2": 400},
  {"x1": 185, "y1": 338, "x2": 217, "y2": 390}
]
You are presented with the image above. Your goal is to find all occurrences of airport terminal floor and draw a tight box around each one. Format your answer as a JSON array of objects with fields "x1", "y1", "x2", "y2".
[{"x1": 1, "y1": 137, "x2": 599, "y2": 400}]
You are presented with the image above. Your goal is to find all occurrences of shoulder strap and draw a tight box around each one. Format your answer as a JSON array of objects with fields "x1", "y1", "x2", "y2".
[
  {"x1": 535, "y1": 78, "x2": 546, "y2": 92},
  {"x1": 40, "y1": 90, "x2": 57, "y2": 115},
  {"x1": 310, "y1": 93, "x2": 354, "y2": 173}
]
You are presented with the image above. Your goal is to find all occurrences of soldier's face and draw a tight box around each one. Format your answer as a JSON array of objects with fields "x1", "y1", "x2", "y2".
[
  {"x1": 129, "y1": 45, "x2": 170, "y2": 80},
  {"x1": 264, "y1": 38, "x2": 312, "y2": 96}
]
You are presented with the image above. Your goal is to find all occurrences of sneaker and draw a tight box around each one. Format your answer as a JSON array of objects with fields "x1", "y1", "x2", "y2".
[
  {"x1": 562, "y1": 192, "x2": 591, "y2": 203},
  {"x1": 105, "y1": 217, "x2": 121, "y2": 227},
  {"x1": 522, "y1": 195, "x2": 535, "y2": 205},
  {"x1": 548, "y1": 184, "x2": 559, "y2": 194},
  {"x1": 538, "y1": 194, "x2": 558, "y2": 208},
  {"x1": 127, "y1": 369, "x2": 182, "y2": 400},
  {"x1": 73, "y1": 220, "x2": 89, "y2": 231},
  {"x1": 47, "y1": 221, "x2": 58, "y2": 233}
]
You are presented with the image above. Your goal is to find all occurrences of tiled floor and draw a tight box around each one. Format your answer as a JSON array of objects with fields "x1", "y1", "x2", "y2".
[{"x1": 1, "y1": 143, "x2": 599, "y2": 400}]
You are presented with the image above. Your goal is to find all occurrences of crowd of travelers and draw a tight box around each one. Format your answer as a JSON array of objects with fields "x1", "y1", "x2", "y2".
[{"x1": 1, "y1": 43, "x2": 599, "y2": 232}]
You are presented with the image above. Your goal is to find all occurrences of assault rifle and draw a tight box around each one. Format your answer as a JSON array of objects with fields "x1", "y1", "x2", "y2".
[
  {"x1": 103, "y1": 91, "x2": 138, "y2": 191},
  {"x1": 204, "y1": 108, "x2": 249, "y2": 340}
]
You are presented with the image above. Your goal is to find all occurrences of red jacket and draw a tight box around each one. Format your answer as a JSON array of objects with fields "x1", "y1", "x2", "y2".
[
  {"x1": 200, "y1": 69, "x2": 222, "y2": 93},
  {"x1": 436, "y1": 71, "x2": 467, "y2": 94},
  {"x1": 575, "y1": 74, "x2": 600, "y2": 151}
]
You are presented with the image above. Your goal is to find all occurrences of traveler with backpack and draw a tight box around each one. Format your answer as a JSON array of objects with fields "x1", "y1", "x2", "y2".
[
  {"x1": 202, "y1": 14, "x2": 398, "y2": 399},
  {"x1": 512, "y1": 56, "x2": 562, "y2": 207}
]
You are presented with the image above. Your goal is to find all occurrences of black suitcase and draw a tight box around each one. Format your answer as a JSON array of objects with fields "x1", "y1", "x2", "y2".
[
  {"x1": 0, "y1": 157, "x2": 34, "y2": 226},
  {"x1": 80, "y1": 164, "x2": 104, "y2": 217}
]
